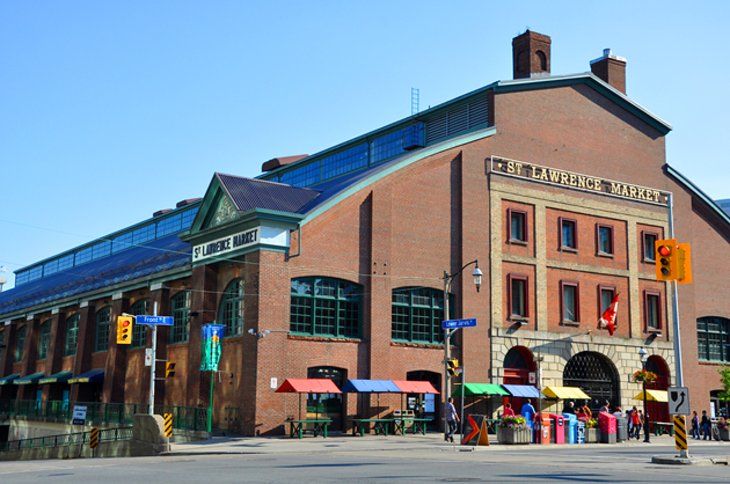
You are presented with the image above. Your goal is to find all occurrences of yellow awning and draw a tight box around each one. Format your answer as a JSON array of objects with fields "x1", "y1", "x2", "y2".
[
  {"x1": 632, "y1": 389, "x2": 668, "y2": 402},
  {"x1": 542, "y1": 386, "x2": 591, "y2": 400}
]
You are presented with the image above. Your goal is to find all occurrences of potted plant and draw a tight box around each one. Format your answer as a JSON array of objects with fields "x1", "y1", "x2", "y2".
[
  {"x1": 584, "y1": 418, "x2": 599, "y2": 443},
  {"x1": 497, "y1": 416, "x2": 531, "y2": 444}
]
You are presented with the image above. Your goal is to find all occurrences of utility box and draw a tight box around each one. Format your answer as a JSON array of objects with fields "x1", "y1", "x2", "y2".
[{"x1": 598, "y1": 412, "x2": 617, "y2": 444}]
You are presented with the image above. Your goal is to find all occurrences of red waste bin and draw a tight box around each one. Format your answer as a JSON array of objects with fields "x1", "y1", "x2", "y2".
[
  {"x1": 598, "y1": 412, "x2": 617, "y2": 444},
  {"x1": 548, "y1": 413, "x2": 565, "y2": 444}
]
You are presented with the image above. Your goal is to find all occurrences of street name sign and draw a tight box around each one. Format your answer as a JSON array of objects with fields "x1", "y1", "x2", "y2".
[
  {"x1": 135, "y1": 315, "x2": 174, "y2": 326},
  {"x1": 668, "y1": 386, "x2": 690, "y2": 415},
  {"x1": 442, "y1": 318, "x2": 477, "y2": 329}
]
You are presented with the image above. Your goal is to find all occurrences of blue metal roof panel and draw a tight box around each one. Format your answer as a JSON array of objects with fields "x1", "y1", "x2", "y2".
[
  {"x1": 502, "y1": 384, "x2": 543, "y2": 399},
  {"x1": 0, "y1": 235, "x2": 191, "y2": 316},
  {"x1": 217, "y1": 174, "x2": 321, "y2": 214}
]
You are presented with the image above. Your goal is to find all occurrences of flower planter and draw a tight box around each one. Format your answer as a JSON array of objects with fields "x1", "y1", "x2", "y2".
[
  {"x1": 585, "y1": 428, "x2": 599, "y2": 443},
  {"x1": 497, "y1": 426, "x2": 532, "y2": 444}
]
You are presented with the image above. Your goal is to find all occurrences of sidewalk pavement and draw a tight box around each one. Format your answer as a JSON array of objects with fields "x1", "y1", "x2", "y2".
[{"x1": 168, "y1": 432, "x2": 688, "y2": 457}]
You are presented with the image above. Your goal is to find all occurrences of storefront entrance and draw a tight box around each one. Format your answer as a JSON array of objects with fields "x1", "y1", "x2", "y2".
[{"x1": 564, "y1": 351, "x2": 619, "y2": 412}]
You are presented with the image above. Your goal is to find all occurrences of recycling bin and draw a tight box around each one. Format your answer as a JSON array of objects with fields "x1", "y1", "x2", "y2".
[
  {"x1": 615, "y1": 416, "x2": 628, "y2": 442},
  {"x1": 563, "y1": 413, "x2": 577, "y2": 444},
  {"x1": 598, "y1": 411, "x2": 617, "y2": 444},
  {"x1": 548, "y1": 413, "x2": 565, "y2": 444}
]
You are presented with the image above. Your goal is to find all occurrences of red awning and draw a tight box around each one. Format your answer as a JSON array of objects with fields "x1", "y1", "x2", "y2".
[
  {"x1": 275, "y1": 378, "x2": 342, "y2": 394},
  {"x1": 392, "y1": 380, "x2": 439, "y2": 394}
]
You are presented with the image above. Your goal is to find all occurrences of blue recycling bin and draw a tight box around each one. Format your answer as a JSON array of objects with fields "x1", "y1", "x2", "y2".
[{"x1": 563, "y1": 413, "x2": 578, "y2": 444}]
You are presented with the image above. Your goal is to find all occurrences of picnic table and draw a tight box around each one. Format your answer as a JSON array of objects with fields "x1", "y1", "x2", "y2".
[
  {"x1": 286, "y1": 418, "x2": 332, "y2": 439},
  {"x1": 351, "y1": 418, "x2": 392, "y2": 436},
  {"x1": 392, "y1": 416, "x2": 432, "y2": 435},
  {"x1": 653, "y1": 421, "x2": 674, "y2": 436}
]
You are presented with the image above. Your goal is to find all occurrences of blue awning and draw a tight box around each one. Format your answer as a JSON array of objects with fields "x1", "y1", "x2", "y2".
[
  {"x1": 502, "y1": 384, "x2": 543, "y2": 399},
  {"x1": 14, "y1": 372, "x2": 45, "y2": 385},
  {"x1": 39, "y1": 371, "x2": 73, "y2": 385},
  {"x1": 0, "y1": 373, "x2": 20, "y2": 385},
  {"x1": 68, "y1": 369, "x2": 104, "y2": 384},
  {"x1": 341, "y1": 379, "x2": 401, "y2": 393}
]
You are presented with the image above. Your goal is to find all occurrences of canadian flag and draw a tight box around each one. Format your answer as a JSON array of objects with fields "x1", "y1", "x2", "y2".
[{"x1": 597, "y1": 293, "x2": 619, "y2": 336}]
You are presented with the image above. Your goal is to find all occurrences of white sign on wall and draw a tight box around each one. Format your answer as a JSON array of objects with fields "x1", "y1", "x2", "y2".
[{"x1": 192, "y1": 225, "x2": 290, "y2": 263}]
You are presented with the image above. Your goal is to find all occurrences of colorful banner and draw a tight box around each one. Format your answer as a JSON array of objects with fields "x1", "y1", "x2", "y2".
[{"x1": 200, "y1": 324, "x2": 225, "y2": 372}]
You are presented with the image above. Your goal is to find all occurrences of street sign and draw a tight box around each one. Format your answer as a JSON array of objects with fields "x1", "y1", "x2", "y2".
[
  {"x1": 668, "y1": 386, "x2": 690, "y2": 415},
  {"x1": 135, "y1": 315, "x2": 174, "y2": 326},
  {"x1": 72, "y1": 405, "x2": 87, "y2": 425},
  {"x1": 442, "y1": 318, "x2": 477, "y2": 329}
]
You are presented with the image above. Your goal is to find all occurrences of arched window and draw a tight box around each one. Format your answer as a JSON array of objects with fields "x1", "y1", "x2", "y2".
[
  {"x1": 130, "y1": 299, "x2": 150, "y2": 347},
  {"x1": 14, "y1": 325, "x2": 27, "y2": 362},
  {"x1": 290, "y1": 277, "x2": 361, "y2": 338},
  {"x1": 37, "y1": 320, "x2": 51, "y2": 360},
  {"x1": 697, "y1": 316, "x2": 730, "y2": 362},
  {"x1": 170, "y1": 290, "x2": 191, "y2": 343},
  {"x1": 95, "y1": 307, "x2": 112, "y2": 352},
  {"x1": 391, "y1": 287, "x2": 445, "y2": 344},
  {"x1": 64, "y1": 314, "x2": 80, "y2": 356},
  {"x1": 536, "y1": 50, "x2": 547, "y2": 70},
  {"x1": 218, "y1": 280, "x2": 243, "y2": 337}
]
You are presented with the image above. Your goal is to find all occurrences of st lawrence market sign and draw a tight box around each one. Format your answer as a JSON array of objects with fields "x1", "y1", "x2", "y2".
[
  {"x1": 490, "y1": 156, "x2": 670, "y2": 206},
  {"x1": 193, "y1": 228, "x2": 259, "y2": 262}
]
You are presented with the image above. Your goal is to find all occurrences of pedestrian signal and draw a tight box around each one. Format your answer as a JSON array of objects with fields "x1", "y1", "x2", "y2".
[
  {"x1": 655, "y1": 239, "x2": 678, "y2": 281},
  {"x1": 447, "y1": 359, "x2": 462, "y2": 377},
  {"x1": 116, "y1": 316, "x2": 133, "y2": 345},
  {"x1": 165, "y1": 361, "x2": 176, "y2": 378}
]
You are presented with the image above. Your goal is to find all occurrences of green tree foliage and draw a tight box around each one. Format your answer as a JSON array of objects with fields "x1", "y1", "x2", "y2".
[{"x1": 717, "y1": 366, "x2": 730, "y2": 402}]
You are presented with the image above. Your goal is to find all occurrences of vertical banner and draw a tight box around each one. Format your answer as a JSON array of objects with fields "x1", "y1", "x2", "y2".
[{"x1": 200, "y1": 324, "x2": 225, "y2": 372}]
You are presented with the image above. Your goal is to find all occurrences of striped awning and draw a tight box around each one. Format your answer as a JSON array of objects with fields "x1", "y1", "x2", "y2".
[
  {"x1": 39, "y1": 371, "x2": 73, "y2": 385},
  {"x1": 0, "y1": 373, "x2": 20, "y2": 385},
  {"x1": 68, "y1": 369, "x2": 104, "y2": 384},
  {"x1": 453, "y1": 383, "x2": 509, "y2": 397},
  {"x1": 542, "y1": 386, "x2": 591, "y2": 400},
  {"x1": 14, "y1": 372, "x2": 45, "y2": 385}
]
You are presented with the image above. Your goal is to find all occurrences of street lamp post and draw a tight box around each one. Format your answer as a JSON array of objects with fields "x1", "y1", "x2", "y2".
[
  {"x1": 442, "y1": 259, "x2": 482, "y2": 439},
  {"x1": 639, "y1": 347, "x2": 651, "y2": 443}
]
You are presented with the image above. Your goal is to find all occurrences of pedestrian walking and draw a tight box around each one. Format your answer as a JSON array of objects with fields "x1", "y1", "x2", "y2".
[
  {"x1": 690, "y1": 411, "x2": 700, "y2": 439},
  {"x1": 630, "y1": 406, "x2": 641, "y2": 439},
  {"x1": 701, "y1": 410, "x2": 711, "y2": 440},
  {"x1": 444, "y1": 397, "x2": 460, "y2": 443}
]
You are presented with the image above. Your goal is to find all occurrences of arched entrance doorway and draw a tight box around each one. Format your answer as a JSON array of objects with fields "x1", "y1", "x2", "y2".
[
  {"x1": 503, "y1": 346, "x2": 537, "y2": 411},
  {"x1": 407, "y1": 370, "x2": 440, "y2": 430},
  {"x1": 307, "y1": 366, "x2": 346, "y2": 430},
  {"x1": 564, "y1": 351, "x2": 619, "y2": 412},
  {"x1": 646, "y1": 355, "x2": 670, "y2": 423}
]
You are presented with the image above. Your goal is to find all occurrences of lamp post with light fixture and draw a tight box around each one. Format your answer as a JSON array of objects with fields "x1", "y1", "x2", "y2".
[
  {"x1": 442, "y1": 260, "x2": 482, "y2": 440},
  {"x1": 639, "y1": 347, "x2": 651, "y2": 443}
]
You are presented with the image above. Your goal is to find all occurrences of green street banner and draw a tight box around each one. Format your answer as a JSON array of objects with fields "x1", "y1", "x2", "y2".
[{"x1": 200, "y1": 324, "x2": 225, "y2": 372}]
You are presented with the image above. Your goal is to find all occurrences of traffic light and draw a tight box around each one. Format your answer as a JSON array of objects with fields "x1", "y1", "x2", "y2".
[
  {"x1": 677, "y1": 243, "x2": 693, "y2": 284},
  {"x1": 447, "y1": 359, "x2": 462, "y2": 377},
  {"x1": 165, "y1": 361, "x2": 176, "y2": 378},
  {"x1": 655, "y1": 239, "x2": 678, "y2": 281},
  {"x1": 116, "y1": 316, "x2": 133, "y2": 344}
]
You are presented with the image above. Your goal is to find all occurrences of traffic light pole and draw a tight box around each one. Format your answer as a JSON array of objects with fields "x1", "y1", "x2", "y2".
[{"x1": 148, "y1": 302, "x2": 158, "y2": 415}]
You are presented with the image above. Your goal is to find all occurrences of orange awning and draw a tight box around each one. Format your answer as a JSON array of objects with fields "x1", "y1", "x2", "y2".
[
  {"x1": 392, "y1": 380, "x2": 439, "y2": 394},
  {"x1": 275, "y1": 378, "x2": 341, "y2": 393}
]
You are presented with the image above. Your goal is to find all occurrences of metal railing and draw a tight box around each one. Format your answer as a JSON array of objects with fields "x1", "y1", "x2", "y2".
[
  {"x1": 0, "y1": 426, "x2": 133, "y2": 453},
  {"x1": 0, "y1": 399, "x2": 208, "y2": 431}
]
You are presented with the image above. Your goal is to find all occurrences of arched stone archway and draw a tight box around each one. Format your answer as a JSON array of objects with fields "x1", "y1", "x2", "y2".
[
  {"x1": 563, "y1": 351, "x2": 620, "y2": 411},
  {"x1": 503, "y1": 346, "x2": 536, "y2": 385},
  {"x1": 646, "y1": 355, "x2": 671, "y2": 423}
]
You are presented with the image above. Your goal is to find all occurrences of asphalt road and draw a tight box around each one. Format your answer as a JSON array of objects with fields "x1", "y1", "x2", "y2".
[{"x1": 2, "y1": 441, "x2": 730, "y2": 483}]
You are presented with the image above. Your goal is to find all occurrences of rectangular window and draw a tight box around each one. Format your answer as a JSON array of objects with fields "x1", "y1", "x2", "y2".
[
  {"x1": 560, "y1": 281, "x2": 580, "y2": 324},
  {"x1": 697, "y1": 318, "x2": 730, "y2": 362},
  {"x1": 645, "y1": 291, "x2": 662, "y2": 331},
  {"x1": 508, "y1": 209, "x2": 527, "y2": 244},
  {"x1": 642, "y1": 232, "x2": 658, "y2": 263},
  {"x1": 596, "y1": 224, "x2": 614, "y2": 256},
  {"x1": 507, "y1": 275, "x2": 528, "y2": 319},
  {"x1": 599, "y1": 286, "x2": 616, "y2": 314},
  {"x1": 559, "y1": 218, "x2": 577, "y2": 251}
]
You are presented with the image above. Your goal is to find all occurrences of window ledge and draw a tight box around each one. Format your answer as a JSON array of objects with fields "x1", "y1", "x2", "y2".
[
  {"x1": 508, "y1": 239, "x2": 528, "y2": 246},
  {"x1": 560, "y1": 247, "x2": 578, "y2": 253},
  {"x1": 596, "y1": 252, "x2": 614, "y2": 259},
  {"x1": 560, "y1": 321, "x2": 580, "y2": 327}
]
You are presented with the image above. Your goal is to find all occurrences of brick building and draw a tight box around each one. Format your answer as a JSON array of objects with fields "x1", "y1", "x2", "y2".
[{"x1": 1, "y1": 31, "x2": 729, "y2": 436}]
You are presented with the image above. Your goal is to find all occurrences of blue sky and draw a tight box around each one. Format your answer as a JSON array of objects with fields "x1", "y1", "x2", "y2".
[{"x1": 1, "y1": 1, "x2": 728, "y2": 289}]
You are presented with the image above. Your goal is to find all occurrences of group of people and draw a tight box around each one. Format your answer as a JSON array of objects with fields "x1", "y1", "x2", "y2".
[{"x1": 690, "y1": 410, "x2": 725, "y2": 440}]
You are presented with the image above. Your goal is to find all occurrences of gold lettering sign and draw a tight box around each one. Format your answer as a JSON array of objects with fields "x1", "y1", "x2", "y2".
[{"x1": 491, "y1": 156, "x2": 668, "y2": 206}]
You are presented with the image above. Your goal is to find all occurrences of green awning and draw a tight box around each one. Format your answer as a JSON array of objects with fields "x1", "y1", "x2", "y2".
[
  {"x1": 453, "y1": 383, "x2": 510, "y2": 397},
  {"x1": 14, "y1": 372, "x2": 45, "y2": 385},
  {"x1": 39, "y1": 371, "x2": 73, "y2": 385},
  {"x1": 0, "y1": 373, "x2": 20, "y2": 385}
]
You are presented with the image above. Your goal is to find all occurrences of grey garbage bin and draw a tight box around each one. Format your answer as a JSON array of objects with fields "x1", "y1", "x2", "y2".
[{"x1": 616, "y1": 416, "x2": 628, "y2": 441}]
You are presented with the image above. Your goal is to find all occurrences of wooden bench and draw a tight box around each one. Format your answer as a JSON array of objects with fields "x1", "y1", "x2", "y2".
[{"x1": 286, "y1": 418, "x2": 332, "y2": 439}]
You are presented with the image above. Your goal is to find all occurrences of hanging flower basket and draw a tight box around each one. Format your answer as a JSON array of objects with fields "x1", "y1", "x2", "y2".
[{"x1": 633, "y1": 369, "x2": 657, "y2": 383}]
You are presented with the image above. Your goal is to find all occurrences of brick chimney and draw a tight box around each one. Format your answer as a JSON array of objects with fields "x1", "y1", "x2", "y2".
[
  {"x1": 590, "y1": 48, "x2": 627, "y2": 94},
  {"x1": 512, "y1": 30, "x2": 551, "y2": 79}
]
